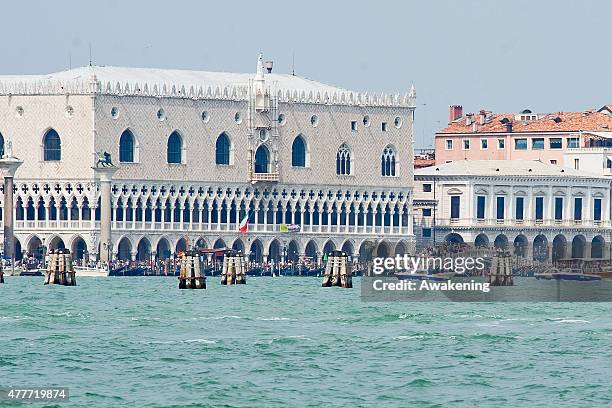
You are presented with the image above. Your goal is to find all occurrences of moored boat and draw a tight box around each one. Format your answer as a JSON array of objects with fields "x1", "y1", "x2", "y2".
[
  {"x1": 535, "y1": 269, "x2": 601, "y2": 281},
  {"x1": 74, "y1": 266, "x2": 109, "y2": 277},
  {"x1": 20, "y1": 268, "x2": 43, "y2": 277},
  {"x1": 396, "y1": 270, "x2": 455, "y2": 282}
]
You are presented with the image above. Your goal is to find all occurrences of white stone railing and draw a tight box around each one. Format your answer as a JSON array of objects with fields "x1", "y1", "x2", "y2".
[
  {"x1": 434, "y1": 218, "x2": 611, "y2": 228},
  {"x1": 8, "y1": 220, "x2": 409, "y2": 236},
  {"x1": 248, "y1": 172, "x2": 280, "y2": 182}
]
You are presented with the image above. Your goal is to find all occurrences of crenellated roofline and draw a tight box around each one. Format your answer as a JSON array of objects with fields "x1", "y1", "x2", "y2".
[
  {"x1": 0, "y1": 63, "x2": 416, "y2": 108},
  {"x1": 0, "y1": 78, "x2": 415, "y2": 108}
]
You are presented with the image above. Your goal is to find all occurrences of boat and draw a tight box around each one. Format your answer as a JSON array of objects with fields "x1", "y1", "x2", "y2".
[
  {"x1": 396, "y1": 270, "x2": 455, "y2": 282},
  {"x1": 535, "y1": 269, "x2": 602, "y2": 282},
  {"x1": 3, "y1": 267, "x2": 23, "y2": 276},
  {"x1": 302, "y1": 266, "x2": 324, "y2": 277},
  {"x1": 20, "y1": 268, "x2": 43, "y2": 277},
  {"x1": 74, "y1": 266, "x2": 109, "y2": 277},
  {"x1": 246, "y1": 267, "x2": 263, "y2": 276}
]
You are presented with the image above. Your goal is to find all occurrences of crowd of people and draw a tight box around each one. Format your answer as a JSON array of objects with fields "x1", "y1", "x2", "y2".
[{"x1": 3, "y1": 250, "x2": 370, "y2": 276}]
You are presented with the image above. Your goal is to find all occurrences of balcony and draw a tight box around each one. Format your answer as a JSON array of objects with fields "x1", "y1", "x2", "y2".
[
  {"x1": 434, "y1": 218, "x2": 610, "y2": 229},
  {"x1": 0, "y1": 219, "x2": 413, "y2": 236},
  {"x1": 249, "y1": 171, "x2": 279, "y2": 182}
]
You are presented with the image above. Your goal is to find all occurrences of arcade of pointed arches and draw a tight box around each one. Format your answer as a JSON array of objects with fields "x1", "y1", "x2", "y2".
[
  {"x1": 13, "y1": 232, "x2": 411, "y2": 265},
  {"x1": 7, "y1": 180, "x2": 412, "y2": 261}
]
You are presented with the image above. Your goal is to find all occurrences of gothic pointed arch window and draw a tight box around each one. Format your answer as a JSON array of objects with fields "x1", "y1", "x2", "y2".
[
  {"x1": 292, "y1": 134, "x2": 307, "y2": 167},
  {"x1": 336, "y1": 143, "x2": 351, "y2": 175},
  {"x1": 43, "y1": 129, "x2": 61, "y2": 161},
  {"x1": 381, "y1": 145, "x2": 396, "y2": 176},
  {"x1": 215, "y1": 132, "x2": 232, "y2": 165},
  {"x1": 119, "y1": 129, "x2": 135, "y2": 163},
  {"x1": 167, "y1": 131, "x2": 183, "y2": 164},
  {"x1": 254, "y1": 145, "x2": 270, "y2": 173},
  {"x1": 0, "y1": 132, "x2": 4, "y2": 158}
]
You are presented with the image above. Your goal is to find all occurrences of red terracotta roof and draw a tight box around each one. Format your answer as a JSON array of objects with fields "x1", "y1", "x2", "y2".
[{"x1": 437, "y1": 111, "x2": 612, "y2": 134}]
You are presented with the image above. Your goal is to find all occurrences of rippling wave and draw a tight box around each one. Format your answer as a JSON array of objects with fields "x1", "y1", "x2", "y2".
[{"x1": 1, "y1": 276, "x2": 611, "y2": 407}]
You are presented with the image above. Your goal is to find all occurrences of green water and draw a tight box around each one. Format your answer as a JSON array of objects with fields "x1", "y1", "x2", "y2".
[{"x1": 1, "y1": 277, "x2": 611, "y2": 407}]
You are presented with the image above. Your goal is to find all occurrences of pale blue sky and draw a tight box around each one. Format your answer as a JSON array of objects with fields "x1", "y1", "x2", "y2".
[{"x1": 1, "y1": 0, "x2": 611, "y2": 148}]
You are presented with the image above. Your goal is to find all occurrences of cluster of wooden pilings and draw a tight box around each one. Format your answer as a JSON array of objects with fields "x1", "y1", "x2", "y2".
[
  {"x1": 489, "y1": 250, "x2": 514, "y2": 286},
  {"x1": 44, "y1": 249, "x2": 77, "y2": 286},
  {"x1": 178, "y1": 250, "x2": 206, "y2": 289},
  {"x1": 0, "y1": 262, "x2": 4, "y2": 284},
  {"x1": 221, "y1": 251, "x2": 246, "y2": 285},
  {"x1": 322, "y1": 250, "x2": 352, "y2": 288}
]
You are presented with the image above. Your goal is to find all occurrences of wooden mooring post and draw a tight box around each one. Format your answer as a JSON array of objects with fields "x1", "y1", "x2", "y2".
[
  {"x1": 178, "y1": 250, "x2": 206, "y2": 289},
  {"x1": 489, "y1": 249, "x2": 513, "y2": 286},
  {"x1": 221, "y1": 250, "x2": 246, "y2": 285},
  {"x1": 44, "y1": 249, "x2": 77, "y2": 286},
  {"x1": 322, "y1": 250, "x2": 352, "y2": 288}
]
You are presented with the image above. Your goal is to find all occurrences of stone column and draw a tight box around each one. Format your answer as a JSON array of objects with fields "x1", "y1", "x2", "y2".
[
  {"x1": 170, "y1": 204, "x2": 176, "y2": 230},
  {"x1": 93, "y1": 166, "x2": 118, "y2": 263},
  {"x1": 0, "y1": 156, "x2": 23, "y2": 262}
]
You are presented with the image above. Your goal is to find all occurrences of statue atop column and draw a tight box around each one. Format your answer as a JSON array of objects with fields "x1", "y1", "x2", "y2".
[
  {"x1": 4, "y1": 140, "x2": 13, "y2": 159},
  {"x1": 95, "y1": 151, "x2": 115, "y2": 168}
]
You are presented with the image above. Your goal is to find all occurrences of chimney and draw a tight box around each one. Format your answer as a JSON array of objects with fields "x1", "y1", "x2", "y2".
[
  {"x1": 265, "y1": 61, "x2": 273, "y2": 73},
  {"x1": 479, "y1": 110, "x2": 486, "y2": 125},
  {"x1": 505, "y1": 122, "x2": 513, "y2": 133},
  {"x1": 465, "y1": 113, "x2": 474, "y2": 126},
  {"x1": 448, "y1": 105, "x2": 463, "y2": 123}
]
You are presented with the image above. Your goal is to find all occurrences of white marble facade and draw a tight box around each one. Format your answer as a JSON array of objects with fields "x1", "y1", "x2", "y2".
[
  {"x1": 414, "y1": 160, "x2": 612, "y2": 261},
  {"x1": 0, "y1": 57, "x2": 416, "y2": 263}
]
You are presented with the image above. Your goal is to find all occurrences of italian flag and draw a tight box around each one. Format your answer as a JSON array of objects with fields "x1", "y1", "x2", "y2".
[{"x1": 239, "y1": 214, "x2": 249, "y2": 235}]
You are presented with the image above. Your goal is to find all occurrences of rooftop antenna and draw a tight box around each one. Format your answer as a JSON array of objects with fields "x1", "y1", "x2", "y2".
[
  {"x1": 89, "y1": 43, "x2": 92, "y2": 67},
  {"x1": 292, "y1": 52, "x2": 295, "y2": 76}
]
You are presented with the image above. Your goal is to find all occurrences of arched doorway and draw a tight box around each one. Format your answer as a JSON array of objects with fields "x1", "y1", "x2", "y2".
[
  {"x1": 395, "y1": 241, "x2": 408, "y2": 256},
  {"x1": 213, "y1": 238, "x2": 226, "y2": 249},
  {"x1": 591, "y1": 236, "x2": 605, "y2": 259},
  {"x1": 493, "y1": 234, "x2": 509, "y2": 250},
  {"x1": 444, "y1": 233, "x2": 464, "y2": 244},
  {"x1": 341, "y1": 241, "x2": 354, "y2": 257},
  {"x1": 323, "y1": 240, "x2": 336, "y2": 256},
  {"x1": 195, "y1": 238, "x2": 208, "y2": 249},
  {"x1": 269, "y1": 239, "x2": 281, "y2": 262},
  {"x1": 117, "y1": 237, "x2": 132, "y2": 261},
  {"x1": 475, "y1": 233, "x2": 489, "y2": 248},
  {"x1": 137, "y1": 238, "x2": 151, "y2": 262},
  {"x1": 533, "y1": 235, "x2": 548, "y2": 262},
  {"x1": 27, "y1": 236, "x2": 44, "y2": 262},
  {"x1": 232, "y1": 239, "x2": 245, "y2": 253},
  {"x1": 305, "y1": 240, "x2": 318, "y2": 262},
  {"x1": 513, "y1": 235, "x2": 528, "y2": 257},
  {"x1": 571, "y1": 235, "x2": 586, "y2": 259},
  {"x1": 157, "y1": 238, "x2": 171, "y2": 260},
  {"x1": 374, "y1": 241, "x2": 391, "y2": 258},
  {"x1": 71, "y1": 236, "x2": 87, "y2": 260},
  {"x1": 287, "y1": 240, "x2": 299, "y2": 262},
  {"x1": 552, "y1": 234, "x2": 567, "y2": 262},
  {"x1": 358, "y1": 240, "x2": 375, "y2": 262},
  {"x1": 48, "y1": 236, "x2": 65, "y2": 251},
  {"x1": 254, "y1": 145, "x2": 270, "y2": 173},
  {"x1": 175, "y1": 237, "x2": 188, "y2": 254},
  {"x1": 250, "y1": 239, "x2": 263, "y2": 263}
]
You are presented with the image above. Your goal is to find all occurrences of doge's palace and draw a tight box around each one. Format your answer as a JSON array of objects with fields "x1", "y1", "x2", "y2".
[{"x1": 0, "y1": 55, "x2": 416, "y2": 264}]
